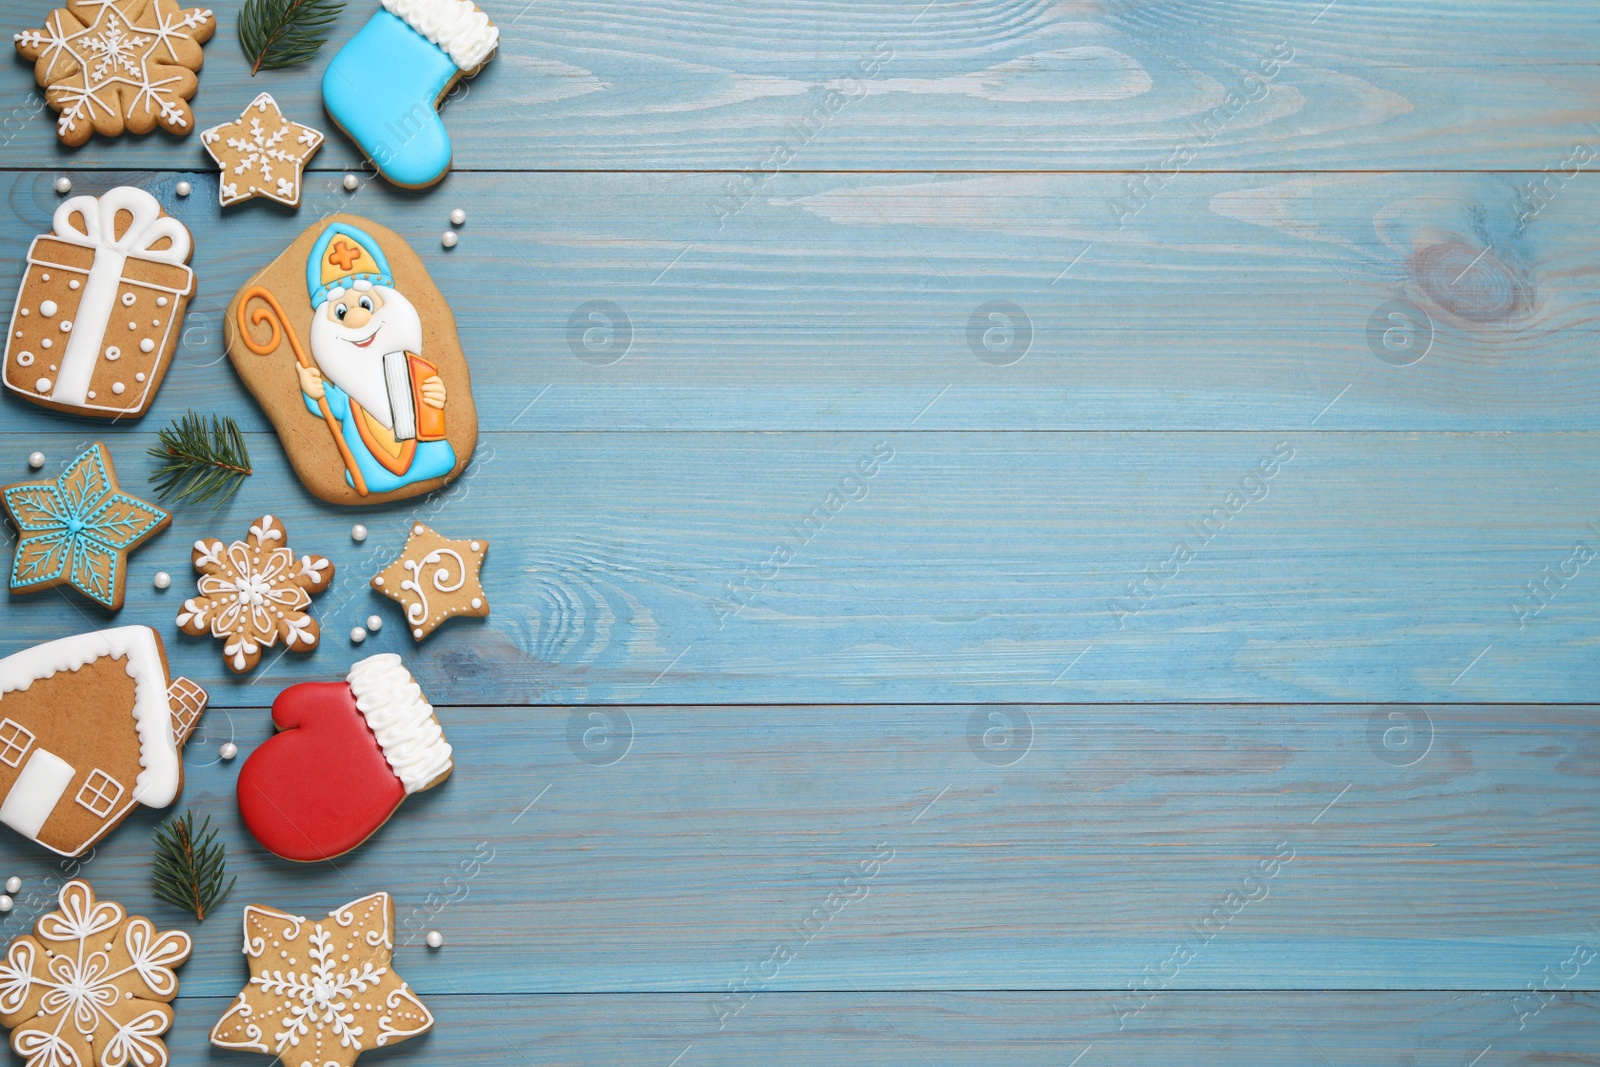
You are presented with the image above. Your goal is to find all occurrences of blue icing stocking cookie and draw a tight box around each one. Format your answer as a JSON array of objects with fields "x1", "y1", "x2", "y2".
[{"x1": 323, "y1": 0, "x2": 498, "y2": 188}]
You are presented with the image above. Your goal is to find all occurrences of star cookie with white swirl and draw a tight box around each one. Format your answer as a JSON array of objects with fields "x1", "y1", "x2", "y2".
[{"x1": 370, "y1": 523, "x2": 487, "y2": 642}]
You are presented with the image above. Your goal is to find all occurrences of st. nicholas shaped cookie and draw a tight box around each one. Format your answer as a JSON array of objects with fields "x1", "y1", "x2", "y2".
[{"x1": 224, "y1": 215, "x2": 478, "y2": 505}]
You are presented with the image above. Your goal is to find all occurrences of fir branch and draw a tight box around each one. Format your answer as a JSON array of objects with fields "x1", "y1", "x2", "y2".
[
  {"x1": 151, "y1": 811, "x2": 236, "y2": 922},
  {"x1": 147, "y1": 412, "x2": 253, "y2": 508},
  {"x1": 239, "y1": 0, "x2": 345, "y2": 74}
]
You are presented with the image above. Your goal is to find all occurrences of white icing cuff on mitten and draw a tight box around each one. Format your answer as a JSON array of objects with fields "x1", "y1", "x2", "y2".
[
  {"x1": 347, "y1": 653, "x2": 453, "y2": 793},
  {"x1": 381, "y1": 0, "x2": 499, "y2": 71}
]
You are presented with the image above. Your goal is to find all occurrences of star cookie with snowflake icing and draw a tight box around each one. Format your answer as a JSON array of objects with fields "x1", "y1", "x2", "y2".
[
  {"x1": 210, "y1": 891, "x2": 434, "y2": 1067},
  {"x1": 176, "y1": 514, "x2": 333, "y2": 673},
  {"x1": 2, "y1": 441, "x2": 169, "y2": 611},
  {"x1": 14, "y1": 0, "x2": 216, "y2": 146},
  {"x1": 202, "y1": 92, "x2": 325, "y2": 208},
  {"x1": 0, "y1": 879, "x2": 192, "y2": 1067}
]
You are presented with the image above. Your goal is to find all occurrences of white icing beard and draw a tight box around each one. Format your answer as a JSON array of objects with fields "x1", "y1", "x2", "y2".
[{"x1": 307, "y1": 285, "x2": 424, "y2": 430}]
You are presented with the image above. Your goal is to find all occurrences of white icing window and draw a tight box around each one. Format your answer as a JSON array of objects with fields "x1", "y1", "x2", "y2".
[
  {"x1": 75, "y1": 769, "x2": 123, "y2": 818},
  {"x1": 0, "y1": 719, "x2": 35, "y2": 768}
]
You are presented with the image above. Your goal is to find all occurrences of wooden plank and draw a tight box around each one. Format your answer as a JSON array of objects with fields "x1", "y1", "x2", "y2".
[
  {"x1": 2, "y1": 429, "x2": 1595, "y2": 705},
  {"x1": 2, "y1": 704, "x2": 1597, "y2": 993},
  {"x1": 155, "y1": 992, "x2": 1600, "y2": 1064},
  {"x1": 3, "y1": 0, "x2": 1598, "y2": 172},
  {"x1": 3, "y1": 168, "x2": 1597, "y2": 436}
]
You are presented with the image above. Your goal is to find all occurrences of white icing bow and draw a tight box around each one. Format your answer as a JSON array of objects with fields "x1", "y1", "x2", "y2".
[{"x1": 51, "y1": 188, "x2": 191, "y2": 266}]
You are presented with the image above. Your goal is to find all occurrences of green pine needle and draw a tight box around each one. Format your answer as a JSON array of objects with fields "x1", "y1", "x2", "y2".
[
  {"x1": 147, "y1": 412, "x2": 253, "y2": 508},
  {"x1": 151, "y1": 811, "x2": 236, "y2": 923},
  {"x1": 239, "y1": 0, "x2": 345, "y2": 74}
]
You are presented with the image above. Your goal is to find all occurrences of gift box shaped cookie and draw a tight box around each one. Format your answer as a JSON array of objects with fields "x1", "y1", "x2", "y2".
[
  {"x1": 4, "y1": 187, "x2": 195, "y2": 419},
  {"x1": 0, "y1": 626, "x2": 207, "y2": 857}
]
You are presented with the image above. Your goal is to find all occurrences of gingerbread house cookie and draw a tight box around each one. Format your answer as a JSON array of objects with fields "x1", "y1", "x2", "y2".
[{"x1": 0, "y1": 626, "x2": 206, "y2": 857}]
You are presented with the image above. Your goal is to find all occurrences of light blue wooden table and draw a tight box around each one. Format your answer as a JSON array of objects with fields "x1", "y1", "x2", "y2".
[{"x1": 1, "y1": 0, "x2": 1597, "y2": 1062}]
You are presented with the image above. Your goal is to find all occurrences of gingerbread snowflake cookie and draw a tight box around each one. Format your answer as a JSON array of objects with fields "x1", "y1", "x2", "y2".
[
  {"x1": 202, "y1": 93, "x2": 324, "y2": 208},
  {"x1": 177, "y1": 515, "x2": 333, "y2": 673},
  {"x1": 210, "y1": 891, "x2": 434, "y2": 1066},
  {"x1": 371, "y1": 523, "x2": 488, "y2": 641},
  {"x1": 14, "y1": 0, "x2": 216, "y2": 146},
  {"x1": 0, "y1": 879, "x2": 192, "y2": 1067}
]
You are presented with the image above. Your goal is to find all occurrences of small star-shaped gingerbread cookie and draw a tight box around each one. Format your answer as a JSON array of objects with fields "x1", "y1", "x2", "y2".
[
  {"x1": 201, "y1": 92, "x2": 324, "y2": 208},
  {"x1": 1, "y1": 442, "x2": 169, "y2": 611},
  {"x1": 210, "y1": 892, "x2": 433, "y2": 1067},
  {"x1": 371, "y1": 523, "x2": 489, "y2": 641}
]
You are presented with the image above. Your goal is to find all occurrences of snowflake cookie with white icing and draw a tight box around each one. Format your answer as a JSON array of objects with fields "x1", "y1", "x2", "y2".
[
  {"x1": 14, "y1": 0, "x2": 216, "y2": 146},
  {"x1": 210, "y1": 890, "x2": 434, "y2": 1066},
  {"x1": 176, "y1": 515, "x2": 333, "y2": 673},
  {"x1": 202, "y1": 93, "x2": 324, "y2": 208},
  {"x1": 0, "y1": 879, "x2": 192, "y2": 1067}
]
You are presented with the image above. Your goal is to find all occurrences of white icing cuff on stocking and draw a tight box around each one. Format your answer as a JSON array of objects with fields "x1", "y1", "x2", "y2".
[
  {"x1": 381, "y1": 0, "x2": 499, "y2": 71},
  {"x1": 347, "y1": 653, "x2": 453, "y2": 793}
]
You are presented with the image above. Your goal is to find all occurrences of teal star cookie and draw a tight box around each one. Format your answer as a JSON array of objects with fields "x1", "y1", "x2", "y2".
[{"x1": 2, "y1": 442, "x2": 169, "y2": 611}]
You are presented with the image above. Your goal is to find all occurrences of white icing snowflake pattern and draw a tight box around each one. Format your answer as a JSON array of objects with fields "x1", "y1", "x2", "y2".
[
  {"x1": 14, "y1": 0, "x2": 216, "y2": 146},
  {"x1": 176, "y1": 514, "x2": 333, "y2": 673},
  {"x1": 210, "y1": 893, "x2": 434, "y2": 1067},
  {"x1": 201, "y1": 93, "x2": 324, "y2": 208},
  {"x1": 0, "y1": 880, "x2": 192, "y2": 1067}
]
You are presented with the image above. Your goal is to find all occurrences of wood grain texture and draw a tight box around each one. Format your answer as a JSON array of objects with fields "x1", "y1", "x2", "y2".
[
  {"x1": 1, "y1": 704, "x2": 1597, "y2": 993},
  {"x1": 150, "y1": 992, "x2": 1600, "y2": 1065},
  {"x1": 2, "y1": 0, "x2": 1598, "y2": 171},
  {"x1": 2, "y1": 429, "x2": 1595, "y2": 705},
  {"x1": 3, "y1": 168, "x2": 1596, "y2": 437}
]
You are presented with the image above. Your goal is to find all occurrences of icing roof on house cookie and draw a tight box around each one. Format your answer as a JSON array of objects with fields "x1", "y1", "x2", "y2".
[{"x1": 0, "y1": 626, "x2": 181, "y2": 808}]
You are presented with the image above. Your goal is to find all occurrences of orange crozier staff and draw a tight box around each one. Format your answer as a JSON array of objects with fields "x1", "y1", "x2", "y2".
[{"x1": 236, "y1": 286, "x2": 369, "y2": 497}]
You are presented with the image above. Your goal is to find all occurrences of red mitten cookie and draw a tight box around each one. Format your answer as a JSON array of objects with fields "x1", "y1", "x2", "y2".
[{"x1": 237, "y1": 654, "x2": 451, "y2": 861}]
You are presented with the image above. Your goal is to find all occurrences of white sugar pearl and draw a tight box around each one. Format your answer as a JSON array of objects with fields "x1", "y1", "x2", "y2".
[
  {"x1": 426, "y1": 930, "x2": 443, "y2": 949},
  {"x1": 153, "y1": 571, "x2": 171, "y2": 590},
  {"x1": 175, "y1": 180, "x2": 191, "y2": 197},
  {"x1": 4, "y1": 877, "x2": 19, "y2": 894},
  {"x1": 39, "y1": 300, "x2": 56, "y2": 317},
  {"x1": 343, "y1": 173, "x2": 359, "y2": 190},
  {"x1": 450, "y1": 208, "x2": 466, "y2": 226},
  {"x1": 366, "y1": 615, "x2": 383, "y2": 632},
  {"x1": 351, "y1": 524, "x2": 368, "y2": 542},
  {"x1": 54, "y1": 177, "x2": 71, "y2": 194},
  {"x1": 139, "y1": 338, "x2": 155, "y2": 353},
  {"x1": 0, "y1": 896, "x2": 11, "y2": 913},
  {"x1": 34, "y1": 378, "x2": 51, "y2": 393},
  {"x1": 351, "y1": 626, "x2": 367, "y2": 644},
  {"x1": 441, "y1": 231, "x2": 457, "y2": 248},
  {"x1": 28, "y1": 452, "x2": 45, "y2": 469},
  {"x1": 111, "y1": 382, "x2": 124, "y2": 395},
  {"x1": 220, "y1": 742, "x2": 238, "y2": 760}
]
